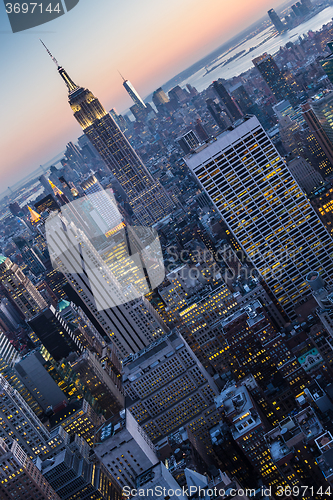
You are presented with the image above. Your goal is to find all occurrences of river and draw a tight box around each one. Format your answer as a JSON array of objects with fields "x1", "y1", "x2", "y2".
[{"x1": 181, "y1": 6, "x2": 333, "y2": 92}]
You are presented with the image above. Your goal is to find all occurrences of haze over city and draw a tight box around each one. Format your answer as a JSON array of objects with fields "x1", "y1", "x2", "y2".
[{"x1": 1, "y1": 0, "x2": 289, "y2": 187}]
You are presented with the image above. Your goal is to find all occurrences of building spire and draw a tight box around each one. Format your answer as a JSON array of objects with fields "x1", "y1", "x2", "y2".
[
  {"x1": 40, "y1": 39, "x2": 78, "y2": 93},
  {"x1": 118, "y1": 70, "x2": 126, "y2": 82}
]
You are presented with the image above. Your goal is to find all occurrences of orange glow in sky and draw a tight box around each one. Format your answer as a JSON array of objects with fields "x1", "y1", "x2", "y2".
[{"x1": 0, "y1": 0, "x2": 287, "y2": 188}]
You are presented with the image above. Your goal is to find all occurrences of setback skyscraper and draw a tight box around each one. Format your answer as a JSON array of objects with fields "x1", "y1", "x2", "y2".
[
  {"x1": 42, "y1": 42, "x2": 173, "y2": 225},
  {"x1": 185, "y1": 116, "x2": 333, "y2": 319}
]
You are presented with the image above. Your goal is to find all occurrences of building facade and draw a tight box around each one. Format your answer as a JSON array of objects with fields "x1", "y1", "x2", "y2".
[{"x1": 185, "y1": 116, "x2": 333, "y2": 319}]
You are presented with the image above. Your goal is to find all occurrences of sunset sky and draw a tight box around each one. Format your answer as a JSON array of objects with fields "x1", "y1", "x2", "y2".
[{"x1": 0, "y1": 0, "x2": 286, "y2": 188}]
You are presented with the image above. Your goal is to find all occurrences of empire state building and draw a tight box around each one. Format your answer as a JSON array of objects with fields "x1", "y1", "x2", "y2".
[{"x1": 42, "y1": 42, "x2": 174, "y2": 225}]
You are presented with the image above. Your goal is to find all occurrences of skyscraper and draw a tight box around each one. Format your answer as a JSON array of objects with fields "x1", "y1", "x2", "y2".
[
  {"x1": 309, "y1": 91, "x2": 333, "y2": 146},
  {"x1": 152, "y1": 87, "x2": 169, "y2": 107},
  {"x1": 0, "y1": 439, "x2": 60, "y2": 500},
  {"x1": 185, "y1": 116, "x2": 333, "y2": 319},
  {"x1": 302, "y1": 100, "x2": 333, "y2": 176},
  {"x1": 253, "y1": 53, "x2": 298, "y2": 106},
  {"x1": 0, "y1": 255, "x2": 47, "y2": 320},
  {"x1": 42, "y1": 43, "x2": 173, "y2": 225},
  {"x1": 287, "y1": 156, "x2": 324, "y2": 194},
  {"x1": 268, "y1": 8, "x2": 285, "y2": 32},
  {"x1": 320, "y1": 41, "x2": 333, "y2": 84},
  {"x1": 0, "y1": 373, "x2": 67, "y2": 458},
  {"x1": 123, "y1": 330, "x2": 219, "y2": 444},
  {"x1": 46, "y1": 212, "x2": 168, "y2": 358},
  {"x1": 213, "y1": 80, "x2": 243, "y2": 122},
  {"x1": 121, "y1": 74, "x2": 146, "y2": 110},
  {"x1": 206, "y1": 98, "x2": 231, "y2": 130}
]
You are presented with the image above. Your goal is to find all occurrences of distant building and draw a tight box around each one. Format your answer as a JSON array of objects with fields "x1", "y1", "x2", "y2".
[
  {"x1": 302, "y1": 100, "x2": 333, "y2": 176},
  {"x1": 268, "y1": 8, "x2": 285, "y2": 32},
  {"x1": 215, "y1": 383, "x2": 286, "y2": 491},
  {"x1": 273, "y1": 99, "x2": 305, "y2": 126},
  {"x1": 152, "y1": 87, "x2": 169, "y2": 107},
  {"x1": 8, "y1": 202, "x2": 22, "y2": 217},
  {"x1": 253, "y1": 53, "x2": 298, "y2": 106},
  {"x1": 309, "y1": 91, "x2": 333, "y2": 148},
  {"x1": 309, "y1": 183, "x2": 333, "y2": 235},
  {"x1": 320, "y1": 41, "x2": 333, "y2": 84},
  {"x1": 213, "y1": 80, "x2": 243, "y2": 122},
  {"x1": 230, "y1": 83, "x2": 253, "y2": 114},
  {"x1": 195, "y1": 119, "x2": 210, "y2": 142},
  {"x1": 41, "y1": 443, "x2": 122, "y2": 500},
  {"x1": 206, "y1": 98, "x2": 231, "y2": 130},
  {"x1": 0, "y1": 373, "x2": 67, "y2": 458},
  {"x1": 122, "y1": 78, "x2": 146, "y2": 110},
  {"x1": 49, "y1": 399, "x2": 103, "y2": 447}
]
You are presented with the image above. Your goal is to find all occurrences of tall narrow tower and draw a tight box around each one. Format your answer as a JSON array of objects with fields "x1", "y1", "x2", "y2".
[
  {"x1": 42, "y1": 42, "x2": 173, "y2": 225},
  {"x1": 120, "y1": 72, "x2": 147, "y2": 110}
]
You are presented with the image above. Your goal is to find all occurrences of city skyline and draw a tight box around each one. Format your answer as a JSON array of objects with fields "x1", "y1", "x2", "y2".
[{"x1": 0, "y1": 0, "x2": 288, "y2": 187}]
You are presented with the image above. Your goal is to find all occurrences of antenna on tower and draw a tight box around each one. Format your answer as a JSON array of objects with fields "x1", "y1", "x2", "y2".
[
  {"x1": 118, "y1": 70, "x2": 126, "y2": 82},
  {"x1": 40, "y1": 39, "x2": 59, "y2": 67}
]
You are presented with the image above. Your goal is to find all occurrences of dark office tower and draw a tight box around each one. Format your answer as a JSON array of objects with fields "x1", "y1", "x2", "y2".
[
  {"x1": 39, "y1": 174, "x2": 53, "y2": 195},
  {"x1": 34, "y1": 194, "x2": 59, "y2": 214},
  {"x1": 168, "y1": 85, "x2": 188, "y2": 104},
  {"x1": 43, "y1": 44, "x2": 173, "y2": 226},
  {"x1": 213, "y1": 80, "x2": 243, "y2": 122},
  {"x1": 42, "y1": 445, "x2": 122, "y2": 500},
  {"x1": 186, "y1": 116, "x2": 333, "y2": 320},
  {"x1": 28, "y1": 306, "x2": 82, "y2": 361},
  {"x1": 206, "y1": 98, "x2": 231, "y2": 130},
  {"x1": 130, "y1": 103, "x2": 148, "y2": 122},
  {"x1": 121, "y1": 75, "x2": 146, "y2": 110},
  {"x1": 302, "y1": 0, "x2": 312, "y2": 10},
  {"x1": 195, "y1": 119, "x2": 209, "y2": 142},
  {"x1": 292, "y1": 4, "x2": 301, "y2": 16},
  {"x1": 300, "y1": 127, "x2": 333, "y2": 176},
  {"x1": 268, "y1": 8, "x2": 285, "y2": 32},
  {"x1": 253, "y1": 53, "x2": 298, "y2": 106},
  {"x1": 152, "y1": 86, "x2": 169, "y2": 107},
  {"x1": 230, "y1": 84, "x2": 253, "y2": 114},
  {"x1": 8, "y1": 202, "x2": 22, "y2": 217},
  {"x1": 65, "y1": 140, "x2": 84, "y2": 166},
  {"x1": 14, "y1": 237, "x2": 46, "y2": 276},
  {"x1": 176, "y1": 130, "x2": 201, "y2": 154},
  {"x1": 320, "y1": 42, "x2": 333, "y2": 85},
  {"x1": 302, "y1": 102, "x2": 333, "y2": 176}
]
